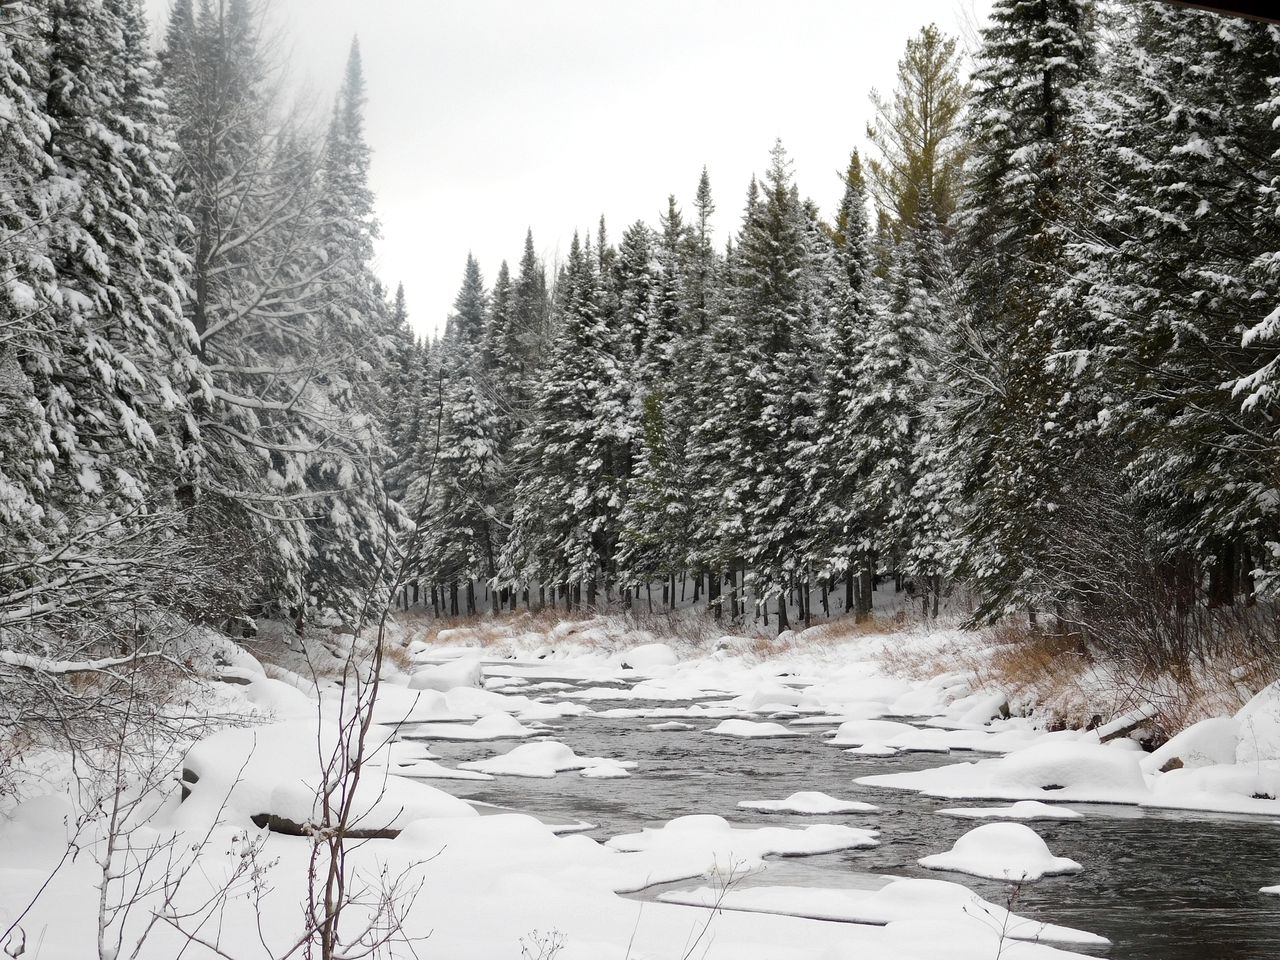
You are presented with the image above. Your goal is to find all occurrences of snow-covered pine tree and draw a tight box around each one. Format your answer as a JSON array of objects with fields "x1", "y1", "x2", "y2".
[
  {"x1": 687, "y1": 187, "x2": 754, "y2": 619},
  {"x1": 0, "y1": 0, "x2": 202, "y2": 632},
  {"x1": 304, "y1": 38, "x2": 399, "y2": 618},
  {"x1": 950, "y1": 0, "x2": 1097, "y2": 621},
  {"x1": 729, "y1": 142, "x2": 821, "y2": 631},
  {"x1": 809, "y1": 151, "x2": 878, "y2": 615},
  {"x1": 886, "y1": 197, "x2": 964, "y2": 616},
  {"x1": 162, "y1": 1, "x2": 395, "y2": 623},
  {"x1": 502, "y1": 233, "x2": 630, "y2": 607},
  {"x1": 1080, "y1": 2, "x2": 1280, "y2": 604},
  {"x1": 420, "y1": 255, "x2": 501, "y2": 615},
  {"x1": 615, "y1": 209, "x2": 692, "y2": 603}
]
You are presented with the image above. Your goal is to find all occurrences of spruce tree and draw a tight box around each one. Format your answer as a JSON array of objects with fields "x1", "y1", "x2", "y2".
[{"x1": 951, "y1": 0, "x2": 1097, "y2": 620}]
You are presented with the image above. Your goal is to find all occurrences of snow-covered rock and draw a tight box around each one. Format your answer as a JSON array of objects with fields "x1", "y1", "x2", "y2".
[
  {"x1": 846, "y1": 741, "x2": 899, "y2": 757},
  {"x1": 457, "y1": 741, "x2": 635, "y2": 778},
  {"x1": 828, "y1": 719, "x2": 919, "y2": 746},
  {"x1": 606, "y1": 814, "x2": 878, "y2": 866},
  {"x1": 409, "y1": 657, "x2": 484, "y2": 692},
  {"x1": 919, "y1": 822, "x2": 1082, "y2": 881},
  {"x1": 1141, "y1": 717, "x2": 1240, "y2": 774},
  {"x1": 737, "y1": 791, "x2": 877, "y2": 815},
  {"x1": 937, "y1": 800, "x2": 1083, "y2": 821},
  {"x1": 405, "y1": 712, "x2": 538, "y2": 741},
  {"x1": 618, "y1": 642, "x2": 679, "y2": 670},
  {"x1": 708, "y1": 718, "x2": 806, "y2": 739}
]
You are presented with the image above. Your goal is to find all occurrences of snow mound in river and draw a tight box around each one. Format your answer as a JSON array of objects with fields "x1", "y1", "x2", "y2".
[
  {"x1": 709, "y1": 719, "x2": 806, "y2": 738},
  {"x1": 938, "y1": 800, "x2": 1083, "y2": 821},
  {"x1": 737, "y1": 791, "x2": 877, "y2": 815},
  {"x1": 458, "y1": 741, "x2": 635, "y2": 778},
  {"x1": 919, "y1": 822, "x2": 1082, "y2": 881}
]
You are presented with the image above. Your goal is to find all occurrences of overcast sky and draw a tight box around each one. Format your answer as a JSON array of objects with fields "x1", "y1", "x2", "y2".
[{"x1": 145, "y1": 0, "x2": 990, "y2": 337}]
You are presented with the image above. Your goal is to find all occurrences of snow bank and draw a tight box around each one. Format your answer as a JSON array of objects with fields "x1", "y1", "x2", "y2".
[
  {"x1": 919, "y1": 822, "x2": 1082, "y2": 881},
  {"x1": 1236, "y1": 680, "x2": 1280, "y2": 765},
  {"x1": 659, "y1": 876, "x2": 1107, "y2": 947},
  {"x1": 171, "y1": 720, "x2": 476, "y2": 833},
  {"x1": 862, "y1": 741, "x2": 1148, "y2": 804},
  {"x1": 737, "y1": 791, "x2": 877, "y2": 815}
]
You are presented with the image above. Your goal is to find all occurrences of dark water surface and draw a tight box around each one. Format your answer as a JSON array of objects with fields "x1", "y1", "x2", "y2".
[{"x1": 412, "y1": 680, "x2": 1280, "y2": 960}]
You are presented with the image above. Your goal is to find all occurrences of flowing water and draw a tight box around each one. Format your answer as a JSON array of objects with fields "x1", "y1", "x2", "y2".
[{"x1": 408, "y1": 677, "x2": 1280, "y2": 960}]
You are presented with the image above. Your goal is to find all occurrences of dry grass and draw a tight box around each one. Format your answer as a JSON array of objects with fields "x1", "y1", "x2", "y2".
[
  {"x1": 379, "y1": 641, "x2": 414, "y2": 673},
  {"x1": 875, "y1": 613, "x2": 1280, "y2": 737}
]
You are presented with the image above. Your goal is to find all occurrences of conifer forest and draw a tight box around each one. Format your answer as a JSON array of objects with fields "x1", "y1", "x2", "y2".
[{"x1": 5, "y1": 2, "x2": 1280, "y2": 959}]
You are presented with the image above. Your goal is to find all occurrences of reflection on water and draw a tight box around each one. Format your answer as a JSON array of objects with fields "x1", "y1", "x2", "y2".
[{"x1": 407, "y1": 683, "x2": 1280, "y2": 960}]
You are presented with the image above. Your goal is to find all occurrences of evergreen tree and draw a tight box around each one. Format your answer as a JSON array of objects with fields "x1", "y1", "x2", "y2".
[
  {"x1": 950, "y1": 0, "x2": 1097, "y2": 620},
  {"x1": 729, "y1": 142, "x2": 821, "y2": 629},
  {"x1": 1081, "y1": 2, "x2": 1280, "y2": 603},
  {"x1": 866, "y1": 23, "x2": 968, "y2": 235},
  {"x1": 809, "y1": 151, "x2": 877, "y2": 613},
  {"x1": 502, "y1": 234, "x2": 629, "y2": 605}
]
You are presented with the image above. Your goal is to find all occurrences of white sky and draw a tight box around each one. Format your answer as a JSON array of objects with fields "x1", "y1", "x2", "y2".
[{"x1": 145, "y1": 0, "x2": 990, "y2": 336}]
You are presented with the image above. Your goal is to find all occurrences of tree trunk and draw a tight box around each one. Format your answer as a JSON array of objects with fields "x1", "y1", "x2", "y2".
[
  {"x1": 708, "y1": 569, "x2": 721, "y2": 619},
  {"x1": 844, "y1": 566, "x2": 854, "y2": 613},
  {"x1": 776, "y1": 594, "x2": 789, "y2": 634}
]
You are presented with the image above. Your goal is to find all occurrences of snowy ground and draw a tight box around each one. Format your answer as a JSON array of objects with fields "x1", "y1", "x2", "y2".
[{"x1": 4, "y1": 612, "x2": 1280, "y2": 958}]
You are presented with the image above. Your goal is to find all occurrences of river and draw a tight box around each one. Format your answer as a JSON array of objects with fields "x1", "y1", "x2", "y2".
[{"x1": 408, "y1": 673, "x2": 1280, "y2": 960}]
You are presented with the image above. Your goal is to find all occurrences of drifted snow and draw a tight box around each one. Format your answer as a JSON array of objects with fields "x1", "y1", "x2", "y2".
[{"x1": 919, "y1": 822, "x2": 1083, "y2": 881}]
